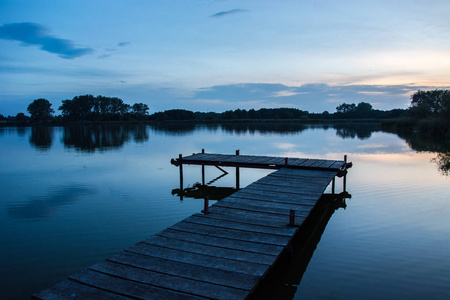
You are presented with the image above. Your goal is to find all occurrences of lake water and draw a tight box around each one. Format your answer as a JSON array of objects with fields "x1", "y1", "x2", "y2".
[{"x1": 0, "y1": 123, "x2": 449, "y2": 299}]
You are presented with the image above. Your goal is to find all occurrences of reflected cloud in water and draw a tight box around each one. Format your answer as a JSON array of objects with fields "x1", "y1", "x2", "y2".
[{"x1": 7, "y1": 185, "x2": 96, "y2": 220}]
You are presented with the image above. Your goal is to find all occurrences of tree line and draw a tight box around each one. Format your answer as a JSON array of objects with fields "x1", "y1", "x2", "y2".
[
  {"x1": 1, "y1": 90, "x2": 449, "y2": 124},
  {"x1": 382, "y1": 89, "x2": 450, "y2": 138},
  {"x1": 0, "y1": 95, "x2": 149, "y2": 123}
]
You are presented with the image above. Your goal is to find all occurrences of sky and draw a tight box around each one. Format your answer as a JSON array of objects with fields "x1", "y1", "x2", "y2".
[{"x1": 1, "y1": 0, "x2": 450, "y2": 116}]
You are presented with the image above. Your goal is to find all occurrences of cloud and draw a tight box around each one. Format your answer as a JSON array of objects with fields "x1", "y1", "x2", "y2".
[
  {"x1": 97, "y1": 53, "x2": 111, "y2": 59},
  {"x1": 0, "y1": 22, "x2": 93, "y2": 59},
  {"x1": 210, "y1": 9, "x2": 248, "y2": 18},
  {"x1": 191, "y1": 82, "x2": 449, "y2": 112},
  {"x1": 117, "y1": 42, "x2": 130, "y2": 47}
]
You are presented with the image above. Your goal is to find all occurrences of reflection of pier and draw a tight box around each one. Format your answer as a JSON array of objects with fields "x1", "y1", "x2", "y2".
[
  {"x1": 33, "y1": 151, "x2": 352, "y2": 299},
  {"x1": 172, "y1": 183, "x2": 239, "y2": 201}
]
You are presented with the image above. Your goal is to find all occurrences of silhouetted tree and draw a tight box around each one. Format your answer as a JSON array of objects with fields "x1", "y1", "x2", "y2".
[
  {"x1": 15, "y1": 112, "x2": 29, "y2": 122},
  {"x1": 132, "y1": 103, "x2": 149, "y2": 118},
  {"x1": 410, "y1": 89, "x2": 449, "y2": 115},
  {"x1": 336, "y1": 103, "x2": 357, "y2": 114},
  {"x1": 59, "y1": 94, "x2": 95, "y2": 121},
  {"x1": 27, "y1": 98, "x2": 54, "y2": 122}
]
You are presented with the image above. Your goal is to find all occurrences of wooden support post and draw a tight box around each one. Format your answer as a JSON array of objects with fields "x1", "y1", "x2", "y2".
[
  {"x1": 332, "y1": 177, "x2": 335, "y2": 194},
  {"x1": 289, "y1": 209, "x2": 295, "y2": 226},
  {"x1": 179, "y1": 154, "x2": 183, "y2": 201},
  {"x1": 202, "y1": 148, "x2": 205, "y2": 154},
  {"x1": 202, "y1": 164, "x2": 205, "y2": 186},
  {"x1": 285, "y1": 157, "x2": 288, "y2": 167},
  {"x1": 236, "y1": 150, "x2": 240, "y2": 189},
  {"x1": 202, "y1": 196, "x2": 209, "y2": 214},
  {"x1": 343, "y1": 154, "x2": 347, "y2": 192}
]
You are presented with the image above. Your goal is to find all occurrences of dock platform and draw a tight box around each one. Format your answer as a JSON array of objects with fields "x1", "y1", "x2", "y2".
[{"x1": 33, "y1": 152, "x2": 351, "y2": 300}]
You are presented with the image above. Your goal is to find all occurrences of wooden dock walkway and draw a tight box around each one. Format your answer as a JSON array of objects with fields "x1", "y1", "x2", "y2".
[{"x1": 33, "y1": 152, "x2": 351, "y2": 300}]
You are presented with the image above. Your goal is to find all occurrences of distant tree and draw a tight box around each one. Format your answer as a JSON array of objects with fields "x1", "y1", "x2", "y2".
[
  {"x1": 27, "y1": 98, "x2": 54, "y2": 122},
  {"x1": 0, "y1": 114, "x2": 5, "y2": 121},
  {"x1": 336, "y1": 103, "x2": 357, "y2": 114},
  {"x1": 132, "y1": 103, "x2": 149, "y2": 117},
  {"x1": 15, "y1": 112, "x2": 30, "y2": 122},
  {"x1": 59, "y1": 94, "x2": 95, "y2": 121},
  {"x1": 410, "y1": 89, "x2": 449, "y2": 115},
  {"x1": 355, "y1": 102, "x2": 373, "y2": 117}
]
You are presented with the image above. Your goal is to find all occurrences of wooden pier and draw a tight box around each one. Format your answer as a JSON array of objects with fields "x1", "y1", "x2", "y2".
[{"x1": 33, "y1": 151, "x2": 351, "y2": 300}]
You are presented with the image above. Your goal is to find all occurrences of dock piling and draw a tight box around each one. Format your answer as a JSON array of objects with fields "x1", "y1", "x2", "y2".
[
  {"x1": 289, "y1": 209, "x2": 295, "y2": 226},
  {"x1": 202, "y1": 196, "x2": 209, "y2": 214},
  {"x1": 236, "y1": 150, "x2": 240, "y2": 189}
]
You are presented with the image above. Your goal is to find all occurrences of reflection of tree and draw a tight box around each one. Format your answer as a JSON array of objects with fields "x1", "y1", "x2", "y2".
[
  {"x1": 29, "y1": 126, "x2": 54, "y2": 150},
  {"x1": 334, "y1": 122, "x2": 381, "y2": 140},
  {"x1": 16, "y1": 127, "x2": 27, "y2": 137},
  {"x1": 432, "y1": 153, "x2": 450, "y2": 176},
  {"x1": 386, "y1": 127, "x2": 450, "y2": 176},
  {"x1": 150, "y1": 122, "x2": 198, "y2": 134},
  {"x1": 132, "y1": 124, "x2": 149, "y2": 143},
  {"x1": 63, "y1": 124, "x2": 149, "y2": 152},
  {"x1": 220, "y1": 121, "x2": 308, "y2": 134}
]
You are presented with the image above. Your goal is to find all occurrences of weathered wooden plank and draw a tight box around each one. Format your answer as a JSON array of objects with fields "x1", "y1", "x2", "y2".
[
  {"x1": 258, "y1": 157, "x2": 286, "y2": 165},
  {"x1": 316, "y1": 160, "x2": 338, "y2": 169},
  {"x1": 266, "y1": 173, "x2": 334, "y2": 183},
  {"x1": 169, "y1": 221, "x2": 290, "y2": 246},
  {"x1": 232, "y1": 189, "x2": 317, "y2": 205},
  {"x1": 32, "y1": 280, "x2": 129, "y2": 300},
  {"x1": 70, "y1": 269, "x2": 206, "y2": 299},
  {"x1": 204, "y1": 207, "x2": 306, "y2": 228},
  {"x1": 274, "y1": 167, "x2": 337, "y2": 177},
  {"x1": 309, "y1": 159, "x2": 329, "y2": 168},
  {"x1": 90, "y1": 260, "x2": 249, "y2": 300},
  {"x1": 184, "y1": 214, "x2": 296, "y2": 236},
  {"x1": 142, "y1": 235, "x2": 277, "y2": 265},
  {"x1": 214, "y1": 200, "x2": 313, "y2": 218},
  {"x1": 255, "y1": 176, "x2": 332, "y2": 188},
  {"x1": 268, "y1": 169, "x2": 336, "y2": 180},
  {"x1": 108, "y1": 251, "x2": 259, "y2": 290},
  {"x1": 289, "y1": 158, "x2": 310, "y2": 166},
  {"x1": 126, "y1": 243, "x2": 269, "y2": 276},
  {"x1": 296, "y1": 159, "x2": 320, "y2": 167},
  {"x1": 329, "y1": 161, "x2": 346, "y2": 169},
  {"x1": 220, "y1": 196, "x2": 317, "y2": 213},
  {"x1": 244, "y1": 183, "x2": 325, "y2": 197},
  {"x1": 158, "y1": 228, "x2": 284, "y2": 256}
]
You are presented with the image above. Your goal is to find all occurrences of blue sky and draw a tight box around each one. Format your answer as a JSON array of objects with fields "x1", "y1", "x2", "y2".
[{"x1": 1, "y1": 0, "x2": 450, "y2": 116}]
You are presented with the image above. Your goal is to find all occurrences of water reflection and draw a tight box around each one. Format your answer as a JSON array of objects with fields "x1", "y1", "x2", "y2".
[
  {"x1": 431, "y1": 152, "x2": 450, "y2": 176},
  {"x1": 334, "y1": 122, "x2": 381, "y2": 139},
  {"x1": 29, "y1": 126, "x2": 54, "y2": 150},
  {"x1": 18, "y1": 122, "x2": 450, "y2": 176},
  {"x1": 63, "y1": 124, "x2": 149, "y2": 152},
  {"x1": 149, "y1": 121, "x2": 382, "y2": 138},
  {"x1": 387, "y1": 128, "x2": 450, "y2": 176},
  {"x1": 172, "y1": 183, "x2": 239, "y2": 201},
  {"x1": 7, "y1": 185, "x2": 96, "y2": 220},
  {"x1": 16, "y1": 127, "x2": 27, "y2": 137}
]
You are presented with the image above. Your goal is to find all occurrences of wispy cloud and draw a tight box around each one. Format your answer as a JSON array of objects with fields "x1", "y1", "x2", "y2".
[
  {"x1": 210, "y1": 9, "x2": 248, "y2": 18},
  {"x1": 0, "y1": 22, "x2": 93, "y2": 59},
  {"x1": 117, "y1": 42, "x2": 130, "y2": 47},
  {"x1": 97, "y1": 54, "x2": 111, "y2": 59}
]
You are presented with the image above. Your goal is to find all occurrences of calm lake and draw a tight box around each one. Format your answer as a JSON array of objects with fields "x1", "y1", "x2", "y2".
[{"x1": 0, "y1": 123, "x2": 449, "y2": 299}]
